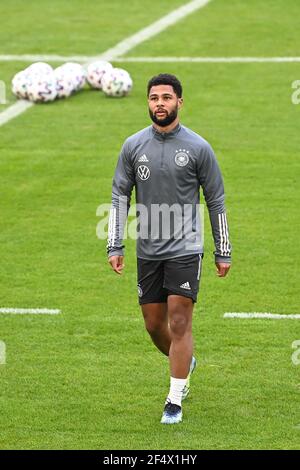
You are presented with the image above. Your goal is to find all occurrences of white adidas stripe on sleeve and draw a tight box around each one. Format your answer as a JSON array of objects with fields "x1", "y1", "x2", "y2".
[{"x1": 218, "y1": 212, "x2": 231, "y2": 257}]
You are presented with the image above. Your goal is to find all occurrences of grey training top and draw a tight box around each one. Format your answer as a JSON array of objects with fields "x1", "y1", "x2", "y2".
[{"x1": 107, "y1": 123, "x2": 231, "y2": 263}]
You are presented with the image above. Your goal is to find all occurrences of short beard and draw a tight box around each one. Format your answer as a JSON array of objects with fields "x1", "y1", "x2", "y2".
[{"x1": 149, "y1": 108, "x2": 178, "y2": 127}]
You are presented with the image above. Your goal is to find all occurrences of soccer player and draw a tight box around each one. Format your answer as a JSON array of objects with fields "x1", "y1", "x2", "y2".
[{"x1": 107, "y1": 74, "x2": 231, "y2": 424}]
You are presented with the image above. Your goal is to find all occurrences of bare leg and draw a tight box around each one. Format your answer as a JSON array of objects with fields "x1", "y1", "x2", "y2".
[
  {"x1": 141, "y1": 303, "x2": 171, "y2": 356},
  {"x1": 168, "y1": 295, "x2": 194, "y2": 378}
]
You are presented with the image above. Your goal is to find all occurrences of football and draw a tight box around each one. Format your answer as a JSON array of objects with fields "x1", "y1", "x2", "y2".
[
  {"x1": 26, "y1": 62, "x2": 53, "y2": 76},
  {"x1": 60, "y1": 62, "x2": 86, "y2": 91},
  {"x1": 11, "y1": 70, "x2": 30, "y2": 99},
  {"x1": 54, "y1": 66, "x2": 77, "y2": 98},
  {"x1": 26, "y1": 73, "x2": 58, "y2": 102},
  {"x1": 101, "y1": 68, "x2": 133, "y2": 97},
  {"x1": 86, "y1": 60, "x2": 113, "y2": 89}
]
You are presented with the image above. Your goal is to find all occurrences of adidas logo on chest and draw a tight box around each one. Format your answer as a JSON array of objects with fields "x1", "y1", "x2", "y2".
[{"x1": 138, "y1": 154, "x2": 149, "y2": 162}]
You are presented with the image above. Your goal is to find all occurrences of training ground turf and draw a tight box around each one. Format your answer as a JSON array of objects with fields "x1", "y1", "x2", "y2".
[{"x1": 0, "y1": 0, "x2": 299, "y2": 450}]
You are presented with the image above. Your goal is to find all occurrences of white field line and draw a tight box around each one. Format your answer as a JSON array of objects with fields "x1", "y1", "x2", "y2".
[
  {"x1": 0, "y1": 0, "x2": 212, "y2": 127},
  {"x1": 224, "y1": 312, "x2": 300, "y2": 320},
  {"x1": 1, "y1": 55, "x2": 300, "y2": 63},
  {"x1": 116, "y1": 56, "x2": 300, "y2": 63},
  {"x1": 0, "y1": 308, "x2": 60, "y2": 315},
  {"x1": 0, "y1": 54, "x2": 96, "y2": 62},
  {"x1": 91, "y1": 0, "x2": 212, "y2": 63},
  {"x1": 0, "y1": 100, "x2": 33, "y2": 126}
]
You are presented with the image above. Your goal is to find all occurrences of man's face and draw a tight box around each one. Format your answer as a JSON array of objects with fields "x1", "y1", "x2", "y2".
[{"x1": 148, "y1": 84, "x2": 183, "y2": 127}]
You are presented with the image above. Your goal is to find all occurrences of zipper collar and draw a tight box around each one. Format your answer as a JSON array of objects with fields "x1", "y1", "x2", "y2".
[{"x1": 151, "y1": 123, "x2": 181, "y2": 140}]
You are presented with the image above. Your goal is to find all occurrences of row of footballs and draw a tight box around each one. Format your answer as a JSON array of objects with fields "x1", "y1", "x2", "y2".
[{"x1": 11, "y1": 61, "x2": 133, "y2": 102}]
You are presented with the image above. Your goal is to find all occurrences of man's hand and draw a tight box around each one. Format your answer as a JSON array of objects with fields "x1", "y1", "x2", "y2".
[
  {"x1": 109, "y1": 255, "x2": 125, "y2": 275},
  {"x1": 216, "y1": 262, "x2": 231, "y2": 277}
]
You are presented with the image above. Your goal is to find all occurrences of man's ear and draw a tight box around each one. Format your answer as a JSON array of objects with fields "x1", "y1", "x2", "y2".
[{"x1": 178, "y1": 97, "x2": 183, "y2": 109}]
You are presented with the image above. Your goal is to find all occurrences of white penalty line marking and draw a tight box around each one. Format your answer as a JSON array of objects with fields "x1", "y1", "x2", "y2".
[
  {"x1": 224, "y1": 312, "x2": 300, "y2": 320},
  {"x1": 1, "y1": 55, "x2": 300, "y2": 63},
  {"x1": 0, "y1": 308, "x2": 61, "y2": 315},
  {"x1": 116, "y1": 56, "x2": 300, "y2": 63},
  {"x1": 0, "y1": 0, "x2": 212, "y2": 127}
]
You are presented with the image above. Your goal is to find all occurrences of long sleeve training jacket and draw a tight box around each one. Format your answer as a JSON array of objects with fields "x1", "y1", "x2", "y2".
[{"x1": 107, "y1": 123, "x2": 231, "y2": 263}]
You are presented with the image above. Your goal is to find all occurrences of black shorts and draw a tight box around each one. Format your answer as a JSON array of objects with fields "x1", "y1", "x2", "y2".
[{"x1": 137, "y1": 254, "x2": 203, "y2": 304}]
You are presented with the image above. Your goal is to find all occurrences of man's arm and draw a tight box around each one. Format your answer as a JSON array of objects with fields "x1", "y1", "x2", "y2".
[
  {"x1": 107, "y1": 140, "x2": 135, "y2": 274},
  {"x1": 197, "y1": 143, "x2": 232, "y2": 276}
]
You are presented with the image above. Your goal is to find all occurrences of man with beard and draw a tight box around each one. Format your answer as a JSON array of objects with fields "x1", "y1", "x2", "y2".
[{"x1": 107, "y1": 73, "x2": 231, "y2": 424}]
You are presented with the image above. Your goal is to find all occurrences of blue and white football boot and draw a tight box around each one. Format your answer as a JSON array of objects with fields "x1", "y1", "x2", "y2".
[
  {"x1": 160, "y1": 400, "x2": 182, "y2": 425},
  {"x1": 182, "y1": 356, "x2": 197, "y2": 401}
]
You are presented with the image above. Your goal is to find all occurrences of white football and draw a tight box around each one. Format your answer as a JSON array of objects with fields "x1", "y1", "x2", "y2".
[
  {"x1": 27, "y1": 73, "x2": 58, "y2": 102},
  {"x1": 87, "y1": 61, "x2": 113, "y2": 90},
  {"x1": 26, "y1": 62, "x2": 53, "y2": 76},
  {"x1": 54, "y1": 66, "x2": 76, "y2": 98},
  {"x1": 12, "y1": 70, "x2": 30, "y2": 99},
  {"x1": 59, "y1": 62, "x2": 86, "y2": 91},
  {"x1": 101, "y1": 68, "x2": 133, "y2": 97}
]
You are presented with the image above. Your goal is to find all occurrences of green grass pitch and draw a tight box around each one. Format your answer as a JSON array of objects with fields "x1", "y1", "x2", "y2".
[{"x1": 0, "y1": 0, "x2": 299, "y2": 450}]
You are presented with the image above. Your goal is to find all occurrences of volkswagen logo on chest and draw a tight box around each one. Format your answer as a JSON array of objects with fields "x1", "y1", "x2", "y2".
[{"x1": 137, "y1": 165, "x2": 150, "y2": 181}]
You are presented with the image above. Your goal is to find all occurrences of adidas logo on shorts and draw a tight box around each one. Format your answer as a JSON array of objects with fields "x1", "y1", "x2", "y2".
[{"x1": 180, "y1": 281, "x2": 191, "y2": 290}]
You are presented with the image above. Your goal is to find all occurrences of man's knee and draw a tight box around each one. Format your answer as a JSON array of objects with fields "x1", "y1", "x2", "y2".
[
  {"x1": 144, "y1": 316, "x2": 165, "y2": 336},
  {"x1": 168, "y1": 296, "x2": 193, "y2": 337},
  {"x1": 169, "y1": 313, "x2": 190, "y2": 337},
  {"x1": 142, "y1": 304, "x2": 168, "y2": 336}
]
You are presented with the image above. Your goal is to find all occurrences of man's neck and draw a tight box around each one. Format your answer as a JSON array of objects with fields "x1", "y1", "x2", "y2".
[{"x1": 152, "y1": 117, "x2": 180, "y2": 134}]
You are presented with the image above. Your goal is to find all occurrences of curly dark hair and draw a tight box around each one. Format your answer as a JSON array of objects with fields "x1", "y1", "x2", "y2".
[{"x1": 147, "y1": 73, "x2": 183, "y2": 98}]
